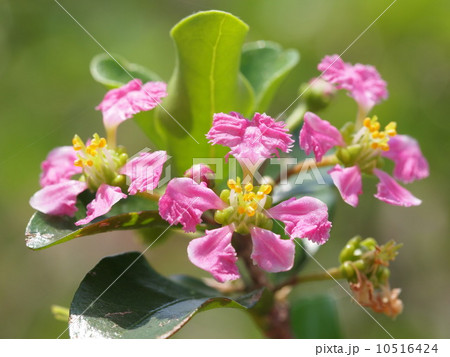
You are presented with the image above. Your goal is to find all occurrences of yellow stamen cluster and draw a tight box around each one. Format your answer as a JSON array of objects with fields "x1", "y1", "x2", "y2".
[
  {"x1": 72, "y1": 134, "x2": 107, "y2": 168},
  {"x1": 227, "y1": 179, "x2": 272, "y2": 217},
  {"x1": 363, "y1": 117, "x2": 397, "y2": 151}
]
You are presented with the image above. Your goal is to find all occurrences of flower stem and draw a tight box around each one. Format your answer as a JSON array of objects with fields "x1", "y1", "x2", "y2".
[
  {"x1": 136, "y1": 191, "x2": 161, "y2": 201},
  {"x1": 273, "y1": 267, "x2": 343, "y2": 292},
  {"x1": 274, "y1": 154, "x2": 338, "y2": 184},
  {"x1": 356, "y1": 105, "x2": 368, "y2": 129},
  {"x1": 285, "y1": 102, "x2": 307, "y2": 131}
]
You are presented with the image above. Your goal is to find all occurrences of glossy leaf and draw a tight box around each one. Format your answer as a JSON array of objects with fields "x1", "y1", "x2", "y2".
[
  {"x1": 25, "y1": 195, "x2": 167, "y2": 250},
  {"x1": 241, "y1": 41, "x2": 299, "y2": 112},
  {"x1": 69, "y1": 252, "x2": 263, "y2": 339},
  {"x1": 154, "y1": 11, "x2": 254, "y2": 174},
  {"x1": 90, "y1": 53, "x2": 161, "y2": 89},
  {"x1": 290, "y1": 294, "x2": 342, "y2": 338}
]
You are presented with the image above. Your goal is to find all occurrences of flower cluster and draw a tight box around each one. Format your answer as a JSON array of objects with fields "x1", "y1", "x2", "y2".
[
  {"x1": 159, "y1": 112, "x2": 331, "y2": 282},
  {"x1": 30, "y1": 79, "x2": 168, "y2": 225},
  {"x1": 339, "y1": 237, "x2": 403, "y2": 318},
  {"x1": 299, "y1": 55, "x2": 429, "y2": 207}
]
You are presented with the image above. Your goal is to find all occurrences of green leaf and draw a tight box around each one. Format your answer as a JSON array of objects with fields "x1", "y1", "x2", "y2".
[
  {"x1": 25, "y1": 195, "x2": 168, "y2": 250},
  {"x1": 153, "y1": 11, "x2": 254, "y2": 174},
  {"x1": 69, "y1": 252, "x2": 263, "y2": 338},
  {"x1": 240, "y1": 41, "x2": 299, "y2": 112},
  {"x1": 290, "y1": 294, "x2": 342, "y2": 338},
  {"x1": 90, "y1": 53, "x2": 161, "y2": 89}
]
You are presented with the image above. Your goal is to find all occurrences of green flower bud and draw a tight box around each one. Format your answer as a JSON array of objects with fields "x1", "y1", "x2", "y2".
[
  {"x1": 340, "y1": 261, "x2": 356, "y2": 280},
  {"x1": 300, "y1": 78, "x2": 336, "y2": 112},
  {"x1": 214, "y1": 206, "x2": 234, "y2": 225},
  {"x1": 264, "y1": 195, "x2": 273, "y2": 209},
  {"x1": 376, "y1": 266, "x2": 390, "y2": 284},
  {"x1": 219, "y1": 189, "x2": 230, "y2": 204},
  {"x1": 360, "y1": 237, "x2": 377, "y2": 251}
]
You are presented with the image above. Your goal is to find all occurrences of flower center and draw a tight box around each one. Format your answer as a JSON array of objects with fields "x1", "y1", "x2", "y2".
[
  {"x1": 72, "y1": 134, "x2": 128, "y2": 190},
  {"x1": 363, "y1": 116, "x2": 397, "y2": 151},
  {"x1": 214, "y1": 177, "x2": 273, "y2": 234}
]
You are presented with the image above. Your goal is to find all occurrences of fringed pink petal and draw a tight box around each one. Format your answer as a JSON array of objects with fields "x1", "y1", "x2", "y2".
[
  {"x1": 158, "y1": 178, "x2": 226, "y2": 233},
  {"x1": 250, "y1": 227, "x2": 295, "y2": 273},
  {"x1": 299, "y1": 112, "x2": 344, "y2": 162},
  {"x1": 328, "y1": 165, "x2": 363, "y2": 207},
  {"x1": 121, "y1": 151, "x2": 167, "y2": 195},
  {"x1": 40, "y1": 146, "x2": 81, "y2": 187},
  {"x1": 187, "y1": 225, "x2": 240, "y2": 283},
  {"x1": 268, "y1": 197, "x2": 332, "y2": 245},
  {"x1": 30, "y1": 180, "x2": 87, "y2": 216},
  {"x1": 373, "y1": 169, "x2": 421, "y2": 207},
  {"x1": 75, "y1": 184, "x2": 127, "y2": 226},
  {"x1": 382, "y1": 135, "x2": 429, "y2": 184}
]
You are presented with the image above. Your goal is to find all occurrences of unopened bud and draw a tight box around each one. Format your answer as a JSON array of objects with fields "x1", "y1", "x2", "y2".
[{"x1": 300, "y1": 78, "x2": 336, "y2": 112}]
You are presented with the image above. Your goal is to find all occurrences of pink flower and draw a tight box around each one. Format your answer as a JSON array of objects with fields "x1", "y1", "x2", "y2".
[
  {"x1": 158, "y1": 178, "x2": 226, "y2": 233},
  {"x1": 299, "y1": 112, "x2": 345, "y2": 162},
  {"x1": 40, "y1": 146, "x2": 82, "y2": 187},
  {"x1": 328, "y1": 165, "x2": 363, "y2": 207},
  {"x1": 75, "y1": 184, "x2": 127, "y2": 226},
  {"x1": 120, "y1": 151, "x2": 167, "y2": 195},
  {"x1": 184, "y1": 164, "x2": 215, "y2": 187},
  {"x1": 381, "y1": 135, "x2": 429, "y2": 184},
  {"x1": 318, "y1": 55, "x2": 388, "y2": 111},
  {"x1": 206, "y1": 112, "x2": 293, "y2": 164},
  {"x1": 31, "y1": 142, "x2": 167, "y2": 225},
  {"x1": 96, "y1": 79, "x2": 167, "y2": 130},
  {"x1": 30, "y1": 180, "x2": 87, "y2": 216},
  {"x1": 160, "y1": 177, "x2": 331, "y2": 282},
  {"x1": 373, "y1": 169, "x2": 421, "y2": 207}
]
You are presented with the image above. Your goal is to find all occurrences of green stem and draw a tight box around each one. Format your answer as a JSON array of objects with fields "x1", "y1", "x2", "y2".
[
  {"x1": 274, "y1": 154, "x2": 338, "y2": 184},
  {"x1": 356, "y1": 105, "x2": 368, "y2": 129},
  {"x1": 136, "y1": 191, "x2": 161, "y2": 201},
  {"x1": 285, "y1": 102, "x2": 307, "y2": 131},
  {"x1": 273, "y1": 267, "x2": 343, "y2": 291}
]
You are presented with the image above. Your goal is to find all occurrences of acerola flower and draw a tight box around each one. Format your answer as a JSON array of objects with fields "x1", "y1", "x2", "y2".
[
  {"x1": 96, "y1": 79, "x2": 167, "y2": 132},
  {"x1": 159, "y1": 177, "x2": 331, "y2": 282},
  {"x1": 299, "y1": 113, "x2": 426, "y2": 207},
  {"x1": 206, "y1": 112, "x2": 294, "y2": 165},
  {"x1": 299, "y1": 112, "x2": 345, "y2": 162},
  {"x1": 318, "y1": 55, "x2": 388, "y2": 112},
  {"x1": 184, "y1": 164, "x2": 215, "y2": 187},
  {"x1": 30, "y1": 133, "x2": 167, "y2": 225}
]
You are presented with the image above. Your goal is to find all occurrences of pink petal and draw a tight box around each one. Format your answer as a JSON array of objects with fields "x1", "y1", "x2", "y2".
[
  {"x1": 184, "y1": 164, "x2": 215, "y2": 187},
  {"x1": 206, "y1": 112, "x2": 293, "y2": 165},
  {"x1": 121, "y1": 151, "x2": 167, "y2": 195},
  {"x1": 30, "y1": 180, "x2": 87, "y2": 216},
  {"x1": 250, "y1": 227, "x2": 295, "y2": 273},
  {"x1": 75, "y1": 184, "x2": 127, "y2": 226},
  {"x1": 318, "y1": 55, "x2": 388, "y2": 111},
  {"x1": 158, "y1": 178, "x2": 226, "y2": 233},
  {"x1": 268, "y1": 197, "x2": 332, "y2": 245},
  {"x1": 381, "y1": 135, "x2": 429, "y2": 184},
  {"x1": 299, "y1": 112, "x2": 344, "y2": 162},
  {"x1": 40, "y1": 146, "x2": 82, "y2": 187},
  {"x1": 96, "y1": 79, "x2": 167, "y2": 129},
  {"x1": 187, "y1": 225, "x2": 240, "y2": 283},
  {"x1": 373, "y1": 169, "x2": 421, "y2": 207},
  {"x1": 328, "y1": 165, "x2": 363, "y2": 207}
]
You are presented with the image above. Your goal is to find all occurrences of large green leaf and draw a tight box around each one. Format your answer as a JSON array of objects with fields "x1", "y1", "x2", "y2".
[
  {"x1": 290, "y1": 294, "x2": 342, "y2": 338},
  {"x1": 241, "y1": 41, "x2": 299, "y2": 112},
  {"x1": 90, "y1": 53, "x2": 161, "y2": 89},
  {"x1": 69, "y1": 252, "x2": 263, "y2": 338},
  {"x1": 154, "y1": 11, "x2": 254, "y2": 174},
  {"x1": 25, "y1": 195, "x2": 168, "y2": 250}
]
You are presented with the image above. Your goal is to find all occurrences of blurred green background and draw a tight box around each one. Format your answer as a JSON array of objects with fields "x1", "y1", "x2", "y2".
[{"x1": 1, "y1": 0, "x2": 449, "y2": 338}]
